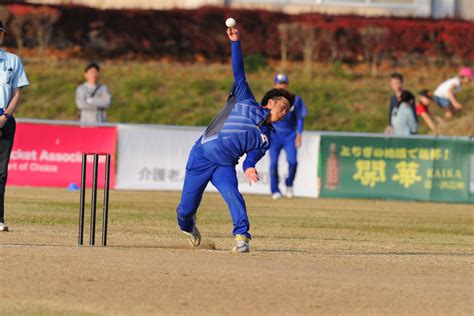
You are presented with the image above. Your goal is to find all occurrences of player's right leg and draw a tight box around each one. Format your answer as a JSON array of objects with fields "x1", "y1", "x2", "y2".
[
  {"x1": 211, "y1": 166, "x2": 250, "y2": 253},
  {"x1": 269, "y1": 136, "x2": 283, "y2": 199},
  {"x1": 283, "y1": 132, "x2": 298, "y2": 198},
  {"x1": 176, "y1": 145, "x2": 217, "y2": 247}
]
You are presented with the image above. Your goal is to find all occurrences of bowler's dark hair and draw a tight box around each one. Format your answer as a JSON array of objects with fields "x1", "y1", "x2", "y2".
[
  {"x1": 84, "y1": 62, "x2": 100, "y2": 73},
  {"x1": 390, "y1": 72, "x2": 404, "y2": 83},
  {"x1": 261, "y1": 89, "x2": 295, "y2": 107}
]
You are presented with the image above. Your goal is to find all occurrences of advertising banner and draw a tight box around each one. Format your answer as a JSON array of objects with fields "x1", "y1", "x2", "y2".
[
  {"x1": 116, "y1": 125, "x2": 320, "y2": 197},
  {"x1": 8, "y1": 122, "x2": 117, "y2": 188},
  {"x1": 319, "y1": 135, "x2": 474, "y2": 203}
]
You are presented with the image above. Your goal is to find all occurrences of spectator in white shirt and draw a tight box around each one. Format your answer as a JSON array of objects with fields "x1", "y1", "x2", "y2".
[{"x1": 433, "y1": 67, "x2": 472, "y2": 119}]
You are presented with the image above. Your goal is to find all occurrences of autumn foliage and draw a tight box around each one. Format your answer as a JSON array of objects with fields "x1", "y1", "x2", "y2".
[{"x1": 0, "y1": 4, "x2": 472, "y2": 63}]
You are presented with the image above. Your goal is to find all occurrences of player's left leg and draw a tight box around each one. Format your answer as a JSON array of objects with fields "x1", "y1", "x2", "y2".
[
  {"x1": 0, "y1": 117, "x2": 16, "y2": 232},
  {"x1": 176, "y1": 145, "x2": 217, "y2": 246},
  {"x1": 211, "y1": 165, "x2": 250, "y2": 252},
  {"x1": 283, "y1": 132, "x2": 298, "y2": 198}
]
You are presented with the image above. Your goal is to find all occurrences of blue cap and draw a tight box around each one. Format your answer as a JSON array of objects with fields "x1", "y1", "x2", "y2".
[{"x1": 274, "y1": 73, "x2": 289, "y2": 84}]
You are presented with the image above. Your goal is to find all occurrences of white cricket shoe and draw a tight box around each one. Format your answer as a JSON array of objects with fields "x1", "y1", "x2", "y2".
[
  {"x1": 182, "y1": 226, "x2": 201, "y2": 247},
  {"x1": 232, "y1": 235, "x2": 250, "y2": 253},
  {"x1": 272, "y1": 192, "x2": 282, "y2": 200},
  {"x1": 286, "y1": 187, "x2": 294, "y2": 199},
  {"x1": 0, "y1": 222, "x2": 9, "y2": 232}
]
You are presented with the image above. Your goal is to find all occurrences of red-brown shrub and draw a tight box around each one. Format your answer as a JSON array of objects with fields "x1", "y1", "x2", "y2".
[{"x1": 1, "y1": 4, "x2": 472, "y2": 63}]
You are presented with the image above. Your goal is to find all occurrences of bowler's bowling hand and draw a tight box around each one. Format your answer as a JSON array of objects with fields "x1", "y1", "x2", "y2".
[
  {"x1": 227, "y1": 28, "x2": 240, "y2": 42},
  {"x1": 295, "y1": 134, "x2": 302, "y2": 148},
  {"x1": 244, "y1": 167, "x2": 260, "y2": 186}
]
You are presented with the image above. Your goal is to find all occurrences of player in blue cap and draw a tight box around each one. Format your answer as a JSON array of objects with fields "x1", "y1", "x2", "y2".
[
  {"x1": 269, "y1": 74, "x2": 308, "y2": 199},
  {"x1": 176, "y1": 27, "x2": 294, "y2": 253}
]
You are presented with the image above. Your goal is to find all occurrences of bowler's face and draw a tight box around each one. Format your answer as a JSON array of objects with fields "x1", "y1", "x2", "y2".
[{"x1": 268, "y1": 98, "x2": 291, "y2": 122}]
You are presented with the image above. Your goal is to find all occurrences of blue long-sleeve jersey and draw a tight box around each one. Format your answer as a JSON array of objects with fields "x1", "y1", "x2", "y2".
[
  {"x1": 273, "y1": 95, "x2": 308, "y2": 135},
  {"x1": 198, "y1": 40, "x2": 272, "y2": 171}
]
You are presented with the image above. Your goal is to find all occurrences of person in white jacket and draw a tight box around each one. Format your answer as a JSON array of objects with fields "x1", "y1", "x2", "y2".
[
  {"x1": 391, "y1": 91, "x2": 418, "y2": 136},
  {"x1": 75, "y1": 63, "x2": 112, "y2": 123}
]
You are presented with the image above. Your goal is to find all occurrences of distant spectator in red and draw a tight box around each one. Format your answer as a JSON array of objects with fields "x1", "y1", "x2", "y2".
[
  {"x1": 433, "y1": 67, "x2": 473, "y2": 119},
  {"x1": 416, "y1": 90, "x2": 444, "y2": 135}
]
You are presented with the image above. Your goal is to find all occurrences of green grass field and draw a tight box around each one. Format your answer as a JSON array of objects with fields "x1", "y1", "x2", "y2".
[
  {"x1": 1, "y1": 187, "x2": 472, "y2": 315},
  {"x1": 19, "y1": 60, "x2": 473, "y2": 135}
]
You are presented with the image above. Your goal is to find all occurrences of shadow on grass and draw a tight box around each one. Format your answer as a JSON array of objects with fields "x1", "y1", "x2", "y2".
[{"x1": 1, "y1": 243, "x2": 471, "y2": 257}]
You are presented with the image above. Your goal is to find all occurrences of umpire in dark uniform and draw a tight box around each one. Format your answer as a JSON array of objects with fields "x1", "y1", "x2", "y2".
[{"x1": 0, "y1": 21, "x2": 30, "y2": 231}]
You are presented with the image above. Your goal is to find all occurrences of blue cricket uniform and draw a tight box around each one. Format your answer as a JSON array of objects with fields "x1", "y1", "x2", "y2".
[
  {"x1": 176, "y1": 40, "x2": 272, "y2": 239},
  {"x1": 269, "y1": 94, "x2": 307, "y2": 194}
]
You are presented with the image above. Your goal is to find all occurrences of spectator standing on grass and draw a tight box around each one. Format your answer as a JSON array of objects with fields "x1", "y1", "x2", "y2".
[
  {"x1": 75, "y1": 63, "x2": 111, "y2": 123},
  {"x1": 391, "y1": 90, "x2": 418, "y2": 136},
  {"x1": 0, "y1": 21, "x2": 30, "y2": 232},
  {"x1": 416, "y1": 89, "x2": 444, "y2": 135},
  {"x1": 433, "y1": 67, "x2": 473, "y2": 119},
  {"x1": 269, "y1": 73, "x2": 308, "y2": 200},
  {"x1": 386, "y1": 72, "x2": 416, "y2": 133}
]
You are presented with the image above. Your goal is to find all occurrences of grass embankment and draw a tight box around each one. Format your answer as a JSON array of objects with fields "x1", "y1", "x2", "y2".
[{"x1": 19, "y1": 59, "x2": 473, "y2": 135}]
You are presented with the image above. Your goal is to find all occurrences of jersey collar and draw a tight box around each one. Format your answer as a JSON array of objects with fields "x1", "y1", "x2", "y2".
[
  {"x1": 254, "y1": 107, "x2": 270, "y2": 126},
  {"x1": 257, "y1": 109, "x2": 274, "y2": 131}
]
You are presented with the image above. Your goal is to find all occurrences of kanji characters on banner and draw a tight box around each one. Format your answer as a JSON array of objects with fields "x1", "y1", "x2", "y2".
[{"x1": 319, "y1": 135, "x2": 474, "y2": 203}]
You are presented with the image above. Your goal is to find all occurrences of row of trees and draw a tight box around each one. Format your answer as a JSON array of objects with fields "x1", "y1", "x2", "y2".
[
  {"x1": 0, "y1": 5, "x2": 60, "y2": 58},
  {"x1": 279, "y1": 23, "x2": 392, "y2": 76},
  {"x1": 278, "y1": 15, "x2": 473, "y2": 76},
  {"x1": 0, "y1": 4, "x2": 473, "y2": 69}
]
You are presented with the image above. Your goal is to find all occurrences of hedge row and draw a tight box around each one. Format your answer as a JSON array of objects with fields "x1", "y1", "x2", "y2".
[{"x1": 1, "y1": 4, "x2": 473, "y2": 63}]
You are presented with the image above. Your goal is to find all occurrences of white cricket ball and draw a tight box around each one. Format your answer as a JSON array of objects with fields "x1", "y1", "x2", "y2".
[{"x1": 225, "y1": 18, "x2": 236, "y2": 28}]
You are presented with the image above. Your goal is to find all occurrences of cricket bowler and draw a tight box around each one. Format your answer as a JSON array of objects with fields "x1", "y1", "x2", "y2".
[{"x1": 176, "y1": 26, "x2": 294, "y2": 253}]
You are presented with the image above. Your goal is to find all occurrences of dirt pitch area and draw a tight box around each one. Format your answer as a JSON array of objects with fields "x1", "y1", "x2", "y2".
[{"x1": 0, "y1": 187, "x2": 472, "y2": 315}]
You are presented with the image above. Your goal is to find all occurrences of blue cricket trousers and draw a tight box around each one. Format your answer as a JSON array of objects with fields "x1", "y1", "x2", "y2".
[
  {"x1": 176, "y1": 144, "x2": 251, "y2": 239},
  {"x1": 269, "y1": 131, "x2": 298, "y2": 194}
]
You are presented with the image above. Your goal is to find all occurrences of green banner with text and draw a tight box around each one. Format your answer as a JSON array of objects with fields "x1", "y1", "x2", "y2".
[{"x1": 319, "y1": 135, "x2": 474, "y2": 203}]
